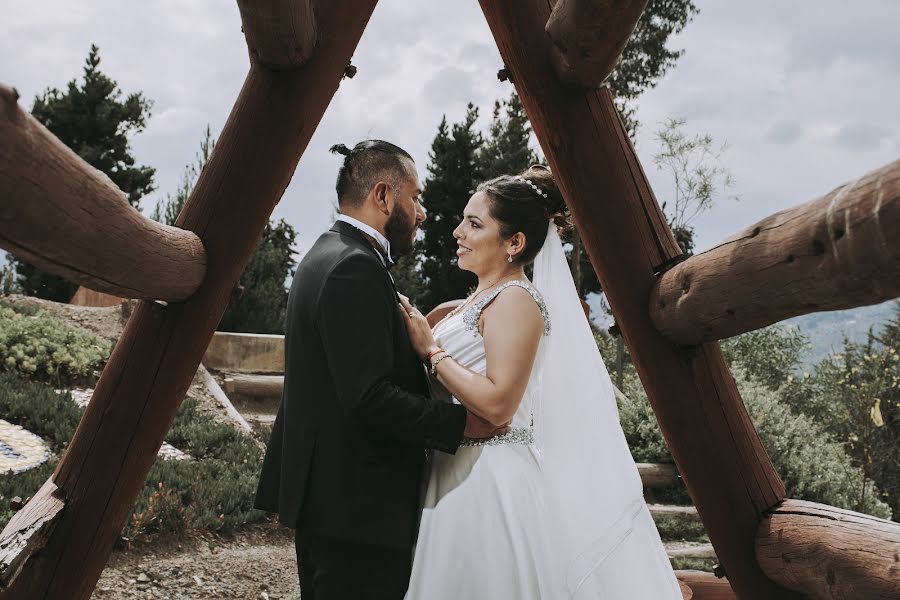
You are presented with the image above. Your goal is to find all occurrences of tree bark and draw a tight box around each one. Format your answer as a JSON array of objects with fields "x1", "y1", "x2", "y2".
[
  {"x1": 0, "y1": 1, "x2": 377, "y2": 597},
  {"x1": 477, "y1": 2, "x2": 794, "y2": 597},
  {"x1": 236, "y1": 0, "x2": 317, "y2": 69},
  {"x1": 756, "y1": 499, "x2": 900, "y2": 600},
  {"x1": 546, "y1": 0, "x2": 649, "y2": 87},
  {"x1": 651, "y1": 159, "x2": 900, "y2": 344},
  {"x1": 0, "y1": 480, "x2": 64, "y2": 588},
  {"x1": 0, "y1": 85, "x2": 206, "y2": 302}
]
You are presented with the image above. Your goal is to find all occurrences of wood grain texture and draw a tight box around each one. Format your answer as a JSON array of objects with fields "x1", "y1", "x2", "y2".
[
  {"x1": 0, "y1": 1, "x2": 378, "y2": 597},
  {"x1": 236, "y1": 0, "x2": 316, "y2": 69},
  {"x1": 0, "y1": 85, "x2": 206, "y2": 301},
  {"x1": 651, "y1": 159, "x2": 900, "y2": 344},
  {"x1": 676, "y1": 570, "x2": 737, "y2": 600},
  {"x1": 476, "y1": 2, "x2": 792, "y2": 598},
  {"x1": 546, "y1": 0, "x2": 649, "y2": 86},
  {"x1": 0, "y1": 480, "x2": 64, "y2": 589},
  {"x1": 756, "y1": 499, "x2": 900, "y2": 600}
]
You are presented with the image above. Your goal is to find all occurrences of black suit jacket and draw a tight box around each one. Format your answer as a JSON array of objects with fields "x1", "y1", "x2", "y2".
[{"x1": 255, "y1": 221, "x2": 467, "y2": 549}]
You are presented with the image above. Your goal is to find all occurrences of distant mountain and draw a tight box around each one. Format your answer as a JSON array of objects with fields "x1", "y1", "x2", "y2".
[
  {"x1": 587, "y1": 291, "x2": 898, "y2": 370},
  {"x1": 786, "y1": 300, "x2": 898, "y2": 368}
]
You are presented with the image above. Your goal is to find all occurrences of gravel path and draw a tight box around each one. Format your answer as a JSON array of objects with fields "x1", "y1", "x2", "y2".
[{"x1": 92, "y1": 527, "x2": 300, "y2": 599}]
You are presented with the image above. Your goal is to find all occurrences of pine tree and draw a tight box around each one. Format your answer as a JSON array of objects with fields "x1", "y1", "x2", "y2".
[
  {"x1": 13, "y1": 44, "x2": 155, "y2": 302},
  {"x1": 150, "y1": 127, "x2": 297, "y2": 334},
  {"x1": 480, "y1": 93, "x2": 539, "y2": 180},
  {"x1": 609, "y1": 0, "x2": 699, "y2": 136},
  {"x1": 152, "y1": 125, "x2": 215, "y2": 226},
  {"x1": 218, "y1": 219, "x2": 297, "y2": 334},
  {"x1": 416, "y1": 106, "x2": 484, "y2": 311}
]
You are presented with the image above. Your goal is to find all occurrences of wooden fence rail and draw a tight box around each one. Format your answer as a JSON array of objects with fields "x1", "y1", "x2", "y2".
[
  {"x1": 650, "y1": 159, "x2": 900, "y2": 345},
  {"x1": 0, "y1": 85, "x2": 207, "y2": 302},
  {"x1": 756, "y1": 500, "x2": 900, "y2": 600}
]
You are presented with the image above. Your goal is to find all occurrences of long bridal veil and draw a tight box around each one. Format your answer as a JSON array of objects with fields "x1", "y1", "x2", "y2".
[{"x1": 532, "y1": 224, "x2": 681, "y2": 598}]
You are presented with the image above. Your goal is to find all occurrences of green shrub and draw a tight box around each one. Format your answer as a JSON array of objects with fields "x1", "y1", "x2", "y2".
[
  {"x1": 0, "y1": 373, "x2": 264, "y2": 538},
  {"x1": 614, "y1": 367, "x2": 891, "y2": 519},
  {"x1": 0, "y1": 305, "x2": 110, "y2": 385},
  {"x1": 123, "y1": 398, "x2": 265, "y2": 541}
]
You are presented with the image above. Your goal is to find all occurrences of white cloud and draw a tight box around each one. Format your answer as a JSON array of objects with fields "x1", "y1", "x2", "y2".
[{"x1": 3, "y1": 0, "x2": 898, "y2": 259}]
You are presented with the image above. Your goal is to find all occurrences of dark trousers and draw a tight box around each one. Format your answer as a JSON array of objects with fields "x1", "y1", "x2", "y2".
[{"x1": 296, "y1": 530, "x2": 412, "y2": 600}]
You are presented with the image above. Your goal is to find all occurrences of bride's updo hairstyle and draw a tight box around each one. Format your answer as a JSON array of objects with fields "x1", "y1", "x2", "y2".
[{"x1": 476, "y1": 165, "x2": 570, "y2": 265}]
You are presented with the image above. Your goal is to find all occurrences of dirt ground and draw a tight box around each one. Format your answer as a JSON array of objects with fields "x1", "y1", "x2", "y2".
[{"x1": 92, "y1": 526, "x2": 300, "y2": 599}]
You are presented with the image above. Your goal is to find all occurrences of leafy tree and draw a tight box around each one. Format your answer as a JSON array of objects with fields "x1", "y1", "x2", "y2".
[
  {"x1": 721, "y1": 325, "x2": 808, "y2": 391},
  {"x1": 652, "y1": 117, "x2": 736, "y2": 255},
  {"x1": 784, "y1": 307, "x2": 900, "y2": 520},
  {"x1": 218, "y1": 219, "x2": 297, "y2": 335},
  {"x1": 609, "y1": 0, "x2": 700, "y2": 136},
  {"x1": 12, "y1": 44, "x2": 155, "y2": 302}
]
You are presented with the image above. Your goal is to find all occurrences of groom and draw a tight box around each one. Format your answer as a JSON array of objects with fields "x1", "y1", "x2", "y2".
[{"x1": 255, "y1": 140, "x2": 504, "y2": 600}]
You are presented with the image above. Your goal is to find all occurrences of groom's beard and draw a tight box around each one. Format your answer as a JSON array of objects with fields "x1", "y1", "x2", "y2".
[{"x1": 384, "y1": 202, "x2": 416, "y2": 257}]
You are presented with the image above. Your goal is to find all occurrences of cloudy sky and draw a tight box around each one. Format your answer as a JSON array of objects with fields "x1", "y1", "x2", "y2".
[{"x1": 4, "y1": 0, "x2": 898, "y2": 257}]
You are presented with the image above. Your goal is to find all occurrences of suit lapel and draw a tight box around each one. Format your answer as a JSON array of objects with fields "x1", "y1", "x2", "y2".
[{"x1": 330, "y1": 222, "x2": 400, "y2": 299}]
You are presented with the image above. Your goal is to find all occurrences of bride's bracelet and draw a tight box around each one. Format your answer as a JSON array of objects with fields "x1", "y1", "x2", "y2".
[{"x1": 430, "y1": 352, "x2": 451, "y2": 377}]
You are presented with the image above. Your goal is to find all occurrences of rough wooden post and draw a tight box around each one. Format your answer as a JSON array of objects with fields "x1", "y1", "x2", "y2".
[
  {"x1": 546, "y1": 0, "x2": 649, "y2": 86},
  {"x1": 0, "y1": 85, "x2": 206, "y2": 301},
  {"x1": 476, "y1": 1, "x2": 794, "y2": 597},
  {"x1": 756, "y1": 500, "x2": 900, "y2": 600},
  {"x1": 651, "y1": 159, "x2": 900, "y2": 344},
  {"x1": 0, "y1": 1, "x2": 378, "y2": 597}
]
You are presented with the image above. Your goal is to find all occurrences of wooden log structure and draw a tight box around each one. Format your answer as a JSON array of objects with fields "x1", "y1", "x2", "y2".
[
  {"x1": 676, "y1": 571, "x2": 737, "y2": 600},
  {"x1": 236, "y1": 0, "x2": 316, "y2": 69},
  {"x1": 0, "y1": 1, "x2": 378, "y2": 597},
  {"x1": 651, "y1": 159, "x2": 900, "y2": 345},
  {"x1": 636, "y1": 462, "x2": 678, "y2": 488},
  {"x1": 0, "y1": 85, "x2": 207, "y2": 302},
  {"x1": 0, "y1": 480, "x2": 64, "y2": 588},
  {"x1": 223, "y1": 373, "x2": 284, "y2": 398},
  {"x1": 756, "y1": 500, "x2": 900, "y2": 600},
  {"x1": 545, "y1": 0, "x2": 649, "y2": 87},
  {"x1": 477, "y1": 1, "x2": 795, "y2": 597}
]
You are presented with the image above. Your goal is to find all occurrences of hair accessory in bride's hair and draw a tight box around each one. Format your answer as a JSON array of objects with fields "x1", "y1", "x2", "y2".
[{"x1": 513, "y1": 175, "x2": 548, "y2": 199}]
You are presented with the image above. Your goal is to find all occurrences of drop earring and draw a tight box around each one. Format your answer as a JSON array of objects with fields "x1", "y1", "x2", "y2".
[{"x1": 507, "y1": 254, "x2": 513, "y2": 263}]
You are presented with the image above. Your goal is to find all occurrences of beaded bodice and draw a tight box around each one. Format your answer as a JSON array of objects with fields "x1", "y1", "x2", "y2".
[{"x1": 430, "y1": 280, "x2": 550, "y2": 446}]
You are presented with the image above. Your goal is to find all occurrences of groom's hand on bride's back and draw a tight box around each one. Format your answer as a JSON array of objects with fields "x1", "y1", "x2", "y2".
[{"x1": 463, "y1": 411, "x2": 510, "y2": 440}]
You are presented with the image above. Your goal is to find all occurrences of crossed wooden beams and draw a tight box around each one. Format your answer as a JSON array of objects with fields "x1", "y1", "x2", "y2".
[{"x1": 0, "y1": 1, "x2": 898, "y2": 599}]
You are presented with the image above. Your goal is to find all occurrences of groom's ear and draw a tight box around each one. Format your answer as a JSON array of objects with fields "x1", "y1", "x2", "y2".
[{"x1": 372, "y1": 181, "x2": 391, "y2": 214}]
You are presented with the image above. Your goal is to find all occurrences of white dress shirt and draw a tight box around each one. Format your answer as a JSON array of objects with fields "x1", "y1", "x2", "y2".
[{"x1": 336, "y1": 214, "x2": 394, "y2": 267}]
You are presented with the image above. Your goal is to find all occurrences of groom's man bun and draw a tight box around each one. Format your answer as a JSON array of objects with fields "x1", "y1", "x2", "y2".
[{"x1": 330, "y1": 140, "x2": 414, "y2": 208}]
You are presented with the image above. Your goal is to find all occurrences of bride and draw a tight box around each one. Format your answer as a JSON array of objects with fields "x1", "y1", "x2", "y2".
[{"x1": 399, "y1": 165, "x2": 682, "y2": 599}]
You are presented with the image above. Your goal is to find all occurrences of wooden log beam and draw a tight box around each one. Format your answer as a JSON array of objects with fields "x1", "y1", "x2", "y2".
[
  {"x1": 651, "y1": 159, "x2": 900, "y2": 345},
  {"x1": 223, "y1": 373, "x2": 283, "y2": 398},
  {"x1": 546, "y1": 0, "x2": 649, "y2": 86},
  {"x1": 0, "y1": 85, "x2": 207, "y2": 302},
  {"x1": 676, "y1": 571, "x2": 737, "y2": 600},
  {"x1": 0, "y1": 1, "x2": 378, "y2": 597},
  {"x1": 637, "y1": 462, "x2": 678, "y2": 488},
  {"x1": 477, "y1": 2, "x2": 794, "y2": 597},
  {"x1": 756, "y1": 499, "x2": 900, "y2": 600},
  {"x1": 236, "y1": 0, "x2": 316, "y2": 69},
  {"x1": 0, "y1": 480, "x2": 64, "y2": 589}
]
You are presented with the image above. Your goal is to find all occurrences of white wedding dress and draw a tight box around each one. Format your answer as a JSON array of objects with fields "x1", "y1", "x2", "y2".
[{"x1": 405, "y1": 227, "x2": 683, "y2": 599}]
